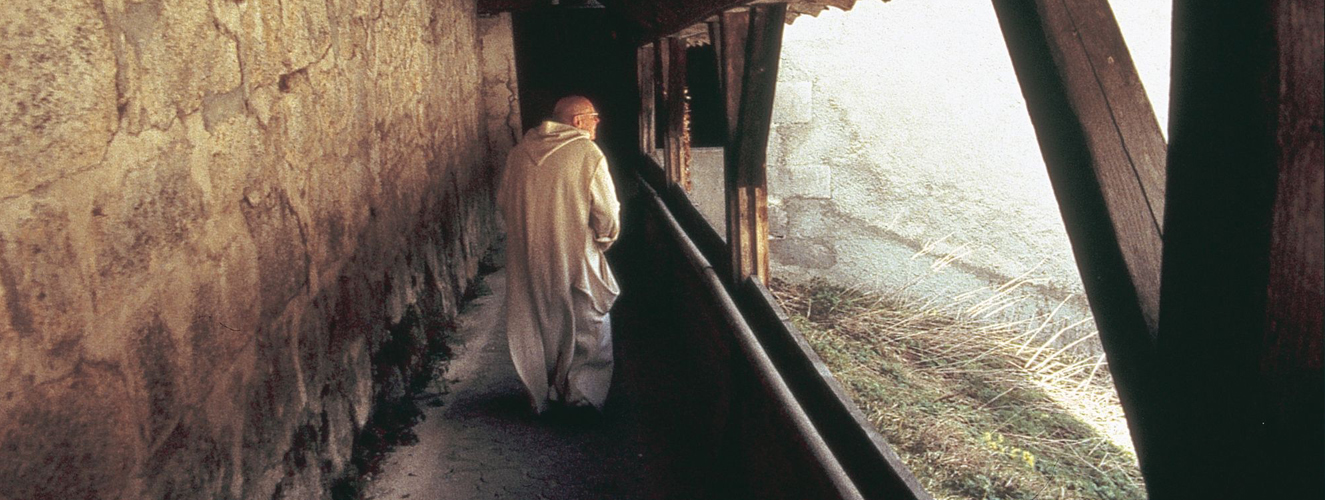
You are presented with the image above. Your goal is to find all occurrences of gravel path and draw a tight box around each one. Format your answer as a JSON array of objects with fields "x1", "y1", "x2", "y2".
[{"x1": 360, "y1": 268, "x2": 662, "y2": 500}]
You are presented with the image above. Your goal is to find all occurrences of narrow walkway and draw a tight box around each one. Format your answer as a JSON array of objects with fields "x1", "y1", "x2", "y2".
[{"x1": 360, "y1": 268, "x2": 662, "y2": 500}]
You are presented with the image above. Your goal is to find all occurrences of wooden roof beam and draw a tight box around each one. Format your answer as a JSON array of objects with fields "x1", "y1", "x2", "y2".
[
  {"x1": 596, "y1": 0, "x2": 754, "y2": 43},
  {"x1": 478, "y1": 0, "x2": 607, "y2": 15}
]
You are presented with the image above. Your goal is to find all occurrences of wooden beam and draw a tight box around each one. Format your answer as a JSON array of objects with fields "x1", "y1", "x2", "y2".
[
  {"x1": 598, "y1": 0, "x2": 752, "y2": 43},
  {"x1": 990, "y1": 0, "x2": 1169, "y2": 477},
  {"x1": 715, "y1": 9, "x2": 747, "y2": 266},
  {"x1": 663, "y1": 37, "x2": 690, "y2": 189},
  {"x1": 719, "y1": 4, "x2": 782, "y2": 285},
  {"x1": 479, "y1": 0, "x2": 605, "y2": 15},
  {"x1": 715, "y1": 11, "x2": 748, "y2": 146},
  {"x1": 994, "y1": 0, "x2": 1167, "y2": 333},
  {"x1": 1148, "y1": 0, "x2": 1324, "y2": 497},
  {"x1": 638, "y1": 43, "x2": 657, "y2": 155}
]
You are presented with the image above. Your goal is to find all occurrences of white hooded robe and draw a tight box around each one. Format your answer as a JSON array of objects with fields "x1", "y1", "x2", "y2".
[{"x1": 497, "y1": 121, "x2": 620, "y2": 413}]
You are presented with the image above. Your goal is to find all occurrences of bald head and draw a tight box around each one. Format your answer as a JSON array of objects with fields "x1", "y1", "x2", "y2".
[
  {"x1": 553, "y1": 96, "x2": 595, "y2": 124},
  {"x1": 553, "y1": 95, "x2": 600, "y2": 139}
]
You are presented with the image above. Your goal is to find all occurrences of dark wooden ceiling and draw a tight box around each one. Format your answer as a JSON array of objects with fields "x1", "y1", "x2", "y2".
[{"x1": 479, "y1": 0, "x2": 869, "y2": 43}]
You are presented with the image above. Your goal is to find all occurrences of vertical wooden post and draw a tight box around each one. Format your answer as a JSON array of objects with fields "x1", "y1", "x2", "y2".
[
  {"x1": 715, "y1": 11, "x2": 748, "y2": 144},
  {"x1": 653, "y1": 39, "x2": 667, "y2": 166},
  {"x1": 638, "y1": 43, "x2": 656, "y2": 156},
  {"x1": 663, "y1": 37, "x2": 689, "y2": 188},
  {"x1": 1149, "y1": 1, "x2": 1324, "y2": 498},
  {"x1": 718, "y1": 5, "x2": 781, "y2": 286},
  {"x1": 715, "y1": 8, "x2": 748, "y2": 268}
]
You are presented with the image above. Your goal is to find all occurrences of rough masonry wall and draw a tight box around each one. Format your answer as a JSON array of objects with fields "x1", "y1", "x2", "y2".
[
  {"x1": 0, "y1": 1, "x2": 501, "y2": 498},
  {"x1": 758, "y1": 1, "x2": 1168, "y2": 350},
  {"x1": 479, "y1": 13, "x2": 522, "y2": 171}
]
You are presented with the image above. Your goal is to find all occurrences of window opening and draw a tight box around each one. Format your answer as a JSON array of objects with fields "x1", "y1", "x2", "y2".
[{"x1": 679, "y1": 2, "x2": 1170, "y2": 498}]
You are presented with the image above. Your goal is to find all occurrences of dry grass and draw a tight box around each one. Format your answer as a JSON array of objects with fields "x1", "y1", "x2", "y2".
[{"x1": 771, "y1": 277, "x2": 1145, "y2": 500}]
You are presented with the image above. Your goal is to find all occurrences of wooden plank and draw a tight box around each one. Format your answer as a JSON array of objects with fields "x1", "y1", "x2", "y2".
[
  {"x1": 1150, "y1": 0, "x2": 1324, "y2": 497},
  {"x1": 638, "y1": 43, "x2": 657, "y2": 155},
  {"x1": 997, "y1": 0, "x2": 1167, "y2": 334},
  {"x1": 718, "y1": 6, "x2": 779, "y2": 286},
  {"x1": 664, "y1": 37, "x2": 689, "y2": 188},
  {"x1": 653, "y1": 39, "x2": 667, "y2": 166},
  {"x1": 734, "y1": 5, "x2": 783, "y2": 285},
  {"x1": 707, "y1": 18, "x2": 724, "y2": 106},
  {"x1": 1261, "y1": 4, "x2": 1324, "y2": 488},
  {"x1": 717, "y1": 11, "x2": 749, "y2": 143},
  {"x1": 598, "y1": 0, "x2": 751, "y2": 43},
  {"x1": 989, "y1": 0, "x2": 1167, "y2": 475},
  {"x1": 716, "y1": 10, "x2": 750, "y2": 270}
]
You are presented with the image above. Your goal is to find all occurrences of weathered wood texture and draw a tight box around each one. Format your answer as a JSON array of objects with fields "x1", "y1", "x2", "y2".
[
  {"x1": 715, "y1": 10, "x2": 749, "y2": 283},
  {"x1": 1261, "y1": 0, "x2": 1325, "y2": 468},
  {"x1": 998, "y1": 0, "x2": 1167, "y2": 333},
  {"x1": 653, "y1": 38, "x2": 667, "y2": 168},
  {"x1": 597, "y1": 0, "x2": 749, "y2": 42},
  {"x1": 715, "y1": 10, "x2": 748, "y2": 143},
  {"x1": 638, "y1": 43, "x2": 657, "y2": 155},
  {"x1": 664, "y1": 37, "x2": 689, "y2": 188},
  {"x1": 719, "y1": 5, "x2": 782, "y2": 286},
  {"x1": 989, "y1": 0, "x2": 1169, "y2": 476},
  {"x1": 1150, "y1": 0, "x2": 1324, "y2": 498}
]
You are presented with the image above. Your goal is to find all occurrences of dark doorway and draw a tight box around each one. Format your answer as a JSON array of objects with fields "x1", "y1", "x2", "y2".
[
  {"x1": 512, "y1": 10, "x2": 640, "y2": 166},
  {"x1": 686, "y1": 43, "x2": 724, "y2": 148}
]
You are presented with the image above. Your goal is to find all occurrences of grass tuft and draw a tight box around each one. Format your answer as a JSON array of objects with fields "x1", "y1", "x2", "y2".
[{"x1": 772, "y1": 278, "x2": 1145, "y2": 500}]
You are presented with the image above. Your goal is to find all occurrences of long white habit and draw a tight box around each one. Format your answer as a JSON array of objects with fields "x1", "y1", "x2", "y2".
[{"x1": 497, "y1": 120, "x2": 620, "y2": 413}]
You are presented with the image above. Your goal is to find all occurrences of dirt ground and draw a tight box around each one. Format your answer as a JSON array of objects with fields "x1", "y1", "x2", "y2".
[{"x1": 358, "y1": 269, "x2": 660, "y2": 500}]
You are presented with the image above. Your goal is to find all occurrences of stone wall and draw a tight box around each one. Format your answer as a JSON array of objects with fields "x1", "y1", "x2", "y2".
[
  {"x1": 479, "y1": 13, "x2": 522, "y2": 173},
  {"x1": 0, "y1": 1, "x2": 510, "y2": 498},
  {"x1": 765, "y1": 1, "x2": 1168, "y2": 351},
  {"x1": 686, "y1": 1, "x2": 1171, "y2": 353}
]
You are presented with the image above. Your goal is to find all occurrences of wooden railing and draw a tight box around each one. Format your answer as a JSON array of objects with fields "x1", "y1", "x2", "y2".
[{"x1": 626, "y1": 156, "x2": 930, "y2": 500}]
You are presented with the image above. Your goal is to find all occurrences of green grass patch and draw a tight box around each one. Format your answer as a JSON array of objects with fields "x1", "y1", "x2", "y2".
[{"x1": 772, "y1": 278, "x2": 1145, "y2": 500}]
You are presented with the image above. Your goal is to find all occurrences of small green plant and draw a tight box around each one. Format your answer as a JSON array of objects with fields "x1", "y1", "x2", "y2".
[{"x1": 981, "y1": 431, "x2": 1035, "y2": 470}]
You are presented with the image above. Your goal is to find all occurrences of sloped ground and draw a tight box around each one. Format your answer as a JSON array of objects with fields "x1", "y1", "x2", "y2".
[{"x1": 771, "y1": 278, "x2": 1145, "y2": 500}]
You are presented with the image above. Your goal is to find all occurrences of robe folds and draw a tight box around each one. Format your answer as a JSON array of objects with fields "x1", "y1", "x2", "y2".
[{"x1": 497, "y1": 121, "x2": 621, "y2": 413}]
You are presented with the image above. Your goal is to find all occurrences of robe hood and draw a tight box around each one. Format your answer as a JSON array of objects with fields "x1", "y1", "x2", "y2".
[{"x1": 519, "y1": 121, "x2": 593, "y2": 166}]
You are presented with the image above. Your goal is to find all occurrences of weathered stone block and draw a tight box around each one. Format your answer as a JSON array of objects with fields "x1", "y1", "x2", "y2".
[
  {"x1": 782, "y1": 198, "x2": 836, "y2": 239},
  {"x1": 768, "y1": 200, "x2": 789, "y2": 239},
  {"x1": 773, "y1": 81, "x2": 813, "y2": 124},
  {"x1": 780, "y1": 164, "x2": 833, "y2": 199},
  {"x1": 770, "y1": 238, "x2": 837, "y2": 269}
]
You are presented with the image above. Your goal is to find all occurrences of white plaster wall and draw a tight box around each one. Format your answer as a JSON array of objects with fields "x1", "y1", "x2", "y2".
[{"x1": 758, "y1": 0, "x2": 1172, "y2": 350}]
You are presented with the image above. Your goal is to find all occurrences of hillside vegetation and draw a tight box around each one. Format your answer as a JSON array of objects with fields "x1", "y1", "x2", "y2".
[{"x1": 771, "y1": 279, "x2": 1145, "y2": 500}]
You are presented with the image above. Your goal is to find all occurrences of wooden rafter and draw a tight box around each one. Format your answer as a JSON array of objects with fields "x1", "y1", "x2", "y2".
[
  {"x1": 993, "y1": 0, "x2": 1167, "y2": 335},
  {"x1": 990, "y1": 0, "x2": 1170, "y2": 477}
]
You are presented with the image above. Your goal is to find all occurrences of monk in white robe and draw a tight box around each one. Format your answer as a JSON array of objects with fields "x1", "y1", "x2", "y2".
[{"x1": 497, "y1": 96, "x2": 620, "y2": 414}]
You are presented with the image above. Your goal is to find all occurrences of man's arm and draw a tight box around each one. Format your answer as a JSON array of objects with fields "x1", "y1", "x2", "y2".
[{"x1": 588, "y1": 158, "x2": 620, "y2": 250}]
